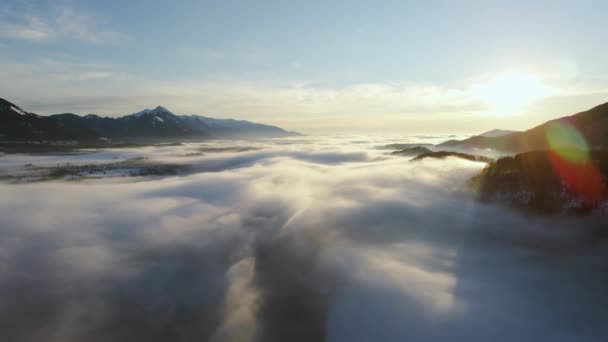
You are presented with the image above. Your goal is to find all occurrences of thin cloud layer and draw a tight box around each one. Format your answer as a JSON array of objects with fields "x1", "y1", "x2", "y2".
[
  {"x1": 0, "y1": 137, "x2": 606, "y2": 341},
  {"x1": 2, "y1": 60, "x2": 607, "y2": 135},
  {"x1": 0, "y1": 6, "x2": 123, "y2": 43}
]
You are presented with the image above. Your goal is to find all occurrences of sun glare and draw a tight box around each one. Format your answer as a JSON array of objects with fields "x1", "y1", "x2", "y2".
[{"x1": 472, "y1": 72, "x2": 554, "y2": 115}]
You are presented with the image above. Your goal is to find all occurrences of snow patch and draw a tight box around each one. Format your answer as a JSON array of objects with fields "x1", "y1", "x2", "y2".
[{"x1": 11, "y1": 106, "x2": 27, "y2": 116}]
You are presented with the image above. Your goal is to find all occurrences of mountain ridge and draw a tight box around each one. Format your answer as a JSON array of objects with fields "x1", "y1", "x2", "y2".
[
  {"x1": 440, "y1": 101, "x2": 608, "y2": 152},
  {"x1": 0, "y1": 98, "x2": 300, "y2": 142},
  {"x1": 478, "y1": 129, "x2": 520, "y2": 138}
]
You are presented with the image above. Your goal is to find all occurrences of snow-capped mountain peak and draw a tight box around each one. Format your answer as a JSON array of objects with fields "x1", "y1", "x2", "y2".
[
  {"x1": 129, "y1": 106, "x2": 175, "y2": 117},
  {"x1": 152, "y1": 106, "x2": 172, "y2": 114}
]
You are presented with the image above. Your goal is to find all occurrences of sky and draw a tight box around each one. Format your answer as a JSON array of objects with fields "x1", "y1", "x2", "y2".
[{"x1": 1, "y1": 0, "x2": 607, "y2": 134}]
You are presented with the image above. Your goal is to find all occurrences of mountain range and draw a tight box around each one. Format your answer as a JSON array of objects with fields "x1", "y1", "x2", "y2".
[
  {"x1": 478, "y1": 129, "x2": 520, "y2": 138},
  {"x1": 0, "y1": 98, "x2": 299, "y2": 142},
  {"x1": 440, "y1": 102, "x2": 608, "y2": 152},
  {"x1": 458, "y1": 101, "x2": 608, "y2": 215}
]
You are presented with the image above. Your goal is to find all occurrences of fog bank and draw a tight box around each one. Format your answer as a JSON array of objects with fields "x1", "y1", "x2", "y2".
[{"x1": 0, "y1": 136, "x2": 606, "y2": 341}]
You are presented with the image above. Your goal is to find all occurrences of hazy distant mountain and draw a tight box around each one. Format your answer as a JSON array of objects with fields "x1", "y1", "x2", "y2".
[
  {"x1": 0, "y1": 98, "x2": 299, "y2": 142},
  {"x1": 478, "y1": 129, "x2": 520, "y2": 138},
  {"x1": 180, "y1": 114, "x2": 294, "y2": 138},
  {"x1": 390, "y1": 146, "x2": 432, "y2": 156},
  {"x1": 440, "y1": 102, "x2": 608, "y2": 152},
  {"x1": 411, "y1": 151, "x2": 493, "y2": 163}
]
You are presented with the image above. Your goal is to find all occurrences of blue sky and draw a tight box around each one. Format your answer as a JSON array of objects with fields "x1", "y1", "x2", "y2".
[{"x1": 1, "y1": 0, "x2": 607, "y2": 134}]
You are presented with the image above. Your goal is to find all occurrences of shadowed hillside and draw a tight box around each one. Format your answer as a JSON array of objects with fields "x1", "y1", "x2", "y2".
[
  {"x1": 441, "y1": 102, "x2": 608, "y2": 153},
  {"x1": 472, "y1": 148, "x2": 608, "y2": 214}
]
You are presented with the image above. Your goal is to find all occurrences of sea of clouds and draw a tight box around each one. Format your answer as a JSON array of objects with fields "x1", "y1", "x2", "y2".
[{"x1": 0, "y1": 136, "x2": 606, "y2": 342}]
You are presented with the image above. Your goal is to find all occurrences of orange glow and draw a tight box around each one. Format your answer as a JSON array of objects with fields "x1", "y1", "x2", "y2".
[{"x1": 545, "y1": 122, "x2": 605, "y2": 203}]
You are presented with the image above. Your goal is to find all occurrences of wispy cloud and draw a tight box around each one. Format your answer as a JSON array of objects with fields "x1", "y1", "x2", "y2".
[
  {"x1": 0, "y1": 15, "x2": 52, "y2": 40},
  {"x1": 0, "y1": 6, "x2": 123, "y2": 44}
]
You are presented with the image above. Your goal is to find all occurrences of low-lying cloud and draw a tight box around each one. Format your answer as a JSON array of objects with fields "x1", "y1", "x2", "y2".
[{"x1": 0, "y1": 137, "x2": 606, "y2": 341}]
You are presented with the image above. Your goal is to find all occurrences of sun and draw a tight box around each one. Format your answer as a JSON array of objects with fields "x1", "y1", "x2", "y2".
[{"x1": 472, "y1": 72, "x2": 554, "y2": 115}]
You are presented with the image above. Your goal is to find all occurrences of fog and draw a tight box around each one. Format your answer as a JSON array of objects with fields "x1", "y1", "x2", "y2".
[{"x1": 0, "y1": 136, "x2": 606, "y2": 342}]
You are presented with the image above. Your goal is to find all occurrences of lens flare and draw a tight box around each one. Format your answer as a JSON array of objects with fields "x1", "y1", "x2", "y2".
[
  {"x1": 546, "y1": 123, "x2": 589, "y2": 162},
  {"x1": 545, "y1": 122, "x2": 605, "y2": 202}
]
